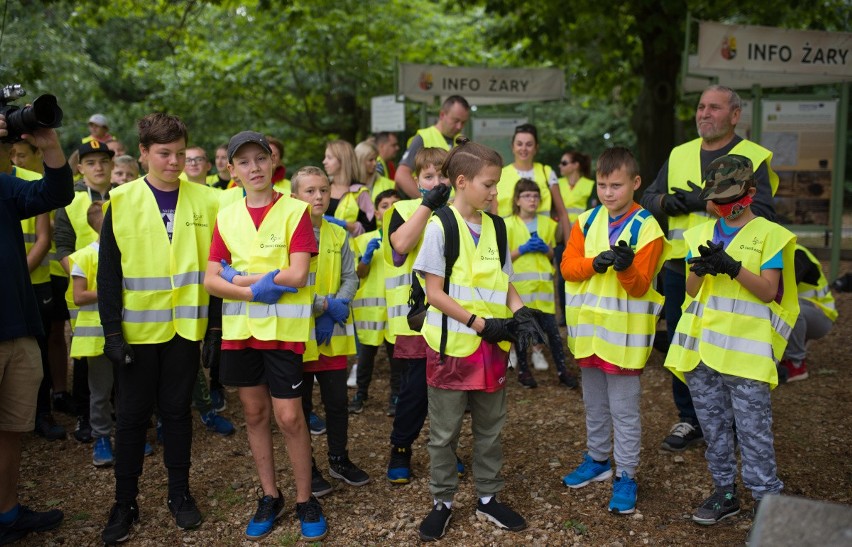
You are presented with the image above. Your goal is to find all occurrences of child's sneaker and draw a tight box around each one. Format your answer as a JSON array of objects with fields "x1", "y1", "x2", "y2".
[
  {"x1": 347, "y1": 364, "x2": 358, "y2": 388},
  {"x1": 296, "y1": 496, "x2": 327, "y2": 542},
  {"x1": 661, "y1": 421, "x2": 704, "y2": 452},
  {"x1": 531, "y1": 348, "x2": 549, "y2": 371},
  {"x1": 245, "y1": 489, "x2": 284, "y2": 540},
  {"x1": 562, "y1": 452, "x2": 613, "y2": 488},
  {"x1": 387, "y1": 445, "x2": 412, "y2": 484},
  {"x1": 200, "y1": 410, "x2": 235, "y2": 436},
  {"x1": 608, "y1": 472, "x2": 637, "y2": 514},
  {"x1": 309, "y1": 412, "x2": 326, "y2": 435},
  {"x1": 328, "y1": 453, "x2": 370, "y2": 486},
  {"x1": 518, "y1": 370, "x2": 538, "y2": 388},
  {"x1": 386, "y1": 394, "x2": 398, "y2": 417},
  {"x1": 311, "y1": 461, "x2": 333, "y2": 498},
  {"x1": 692, "y1": 486, "x2": 740, "y2": 525},
  {"x1": 558, "y1": 371, "x2": 579, "y2": 389},
  {"x1": 475, "y1": 497, "x2": 526, "y2": 531},
  {"x1": 144, "y1": 442, "x2": 154, "y2": 457},
  {"x1": 348, "y1": 392, "x2": 365, "y2": 414},
  {"x1": 419, "y1": 501, "x2": 452, "y2": 541},
  {"x1": 779, "y1": 359, "x2": 809, "y2": 382},
  {"x1": 210, "y1": 388, "x2": 227, "y2": 412},
  {"x1": 92, "y1": 436, "x2": 114, "y2": 467}
]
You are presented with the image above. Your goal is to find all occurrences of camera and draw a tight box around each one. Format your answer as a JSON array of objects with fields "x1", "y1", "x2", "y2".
[{"x1": 0, "y1": 84, "x2": 63, "y2": 143}]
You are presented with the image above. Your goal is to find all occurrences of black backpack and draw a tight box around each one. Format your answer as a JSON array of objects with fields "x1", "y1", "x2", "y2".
[{"x1": 407, "y1": 206, "x2": 508, "y2": 359}]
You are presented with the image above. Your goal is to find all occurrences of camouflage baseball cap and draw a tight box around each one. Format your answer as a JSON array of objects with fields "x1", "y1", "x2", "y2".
[{"x1": 700, "y1": 154, "x2": 754, "y2": 202}]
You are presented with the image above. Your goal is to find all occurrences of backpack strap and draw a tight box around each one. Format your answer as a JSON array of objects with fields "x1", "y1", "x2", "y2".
[
  {"x1": 483, "y1": 211, "x2": 508, "y2": 269},
  {"x1": 628, "y1": 209, "x2": 651, "y2": 248},
  {"x1": 434, "y1": 206, "x2": 459, "y2": 360},
  {"x1": 582, "y1": 205, "x2": 602, "y2": 237}
]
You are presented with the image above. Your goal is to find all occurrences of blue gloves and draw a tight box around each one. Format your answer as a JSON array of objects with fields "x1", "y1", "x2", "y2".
[
  {"x1": 323, "y1": 215, "x2": 348, "y2": 229},
  {"x1": 249, "y1": 270, "x2": 297, "y2": 304},
  {"x1": 360, "y1": 237, "x2": 381, "y2": 265},
  {"x1": 315, "y1": 312, "x2": 335, "y2": 345},
  {"x1": 519, "y1": 235, "x2": 549, "y2": 255},
  {"x1": 219, "y1": 259, "x2": 242, "y2": 283},
  {"x1": 326, "y1": 297, "x2": 350, "y2": 325}
]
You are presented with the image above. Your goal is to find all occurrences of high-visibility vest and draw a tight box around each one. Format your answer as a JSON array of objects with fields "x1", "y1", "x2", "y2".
[
  {"x1": 273, "y1": 179, "x2": 291, "y2": 195},
  {"x1": 565, "y1": 206, "x2": 669, "y2": 369},
  {"x1": 219, "y1": 186, "x2": 244, "y2": 209},
  {"x1": 15, "y1": 167, "x2": 50, "y2": 284},
  {"x1": 65, "y1": 189, "x2": 103, "y2": 251},
  {"x1": 332, "y1": 185, "x2": 369, "y2": 225},
  {"x1": 382, "y1": 199, "x2": 425, "y2": 338},
  {"x1": 370, "y1": 176, "x2": 395, "y2": 202},
  {"x1": 67, "y1": 243, "x2": 104, "y2": 357},
  {"x1": 557, "y1": 176, "x2": 596, "y2": 225},
  {"x1": 352, "y1": 230, "x2": 391, "y2": 346},
  {"x1": 218, "y1": 195, "x2": 313, "y2": 343},
  {"x1": 421, "y1": 206, "x2": 512, "y2": 357},
  {"x1": 664, "y1": 217, "x2": 798, "y2": 388},
  {"x1": 496, "y1": 163, "x2": 553, "y2": 217},
  {"x1": 795, "y1": 244, "x2": 837, "y2": 322},
  {"x1": 377, "y1": 156, "x2": 390, "y2": 178},
  {"x1": 505, "y1": 214, "x2": 557, "y2": 314},
  {"x1": 303, "y1": 220, "x2": 356, "y2": 361},
  {"x1": 667, "y1": 138, "x2": 779, "y2": 259},
  {"x1": 409, "y1": 125, "x2": 455, "y2": 150},
  {"x1": 109, "y1": 178, "x2": 218, "y2": 344},
  {"x1": 206, "y1": 174, "x2": 219, "y2": 187}
]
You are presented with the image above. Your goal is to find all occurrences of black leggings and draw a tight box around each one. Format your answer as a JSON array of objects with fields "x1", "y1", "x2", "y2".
[
  {"x1": 356, "y1": 341, "x2": 404, "y2": 399},
  {"x1": 301, "y1": 368, "x2": 349, "y2": 457}
]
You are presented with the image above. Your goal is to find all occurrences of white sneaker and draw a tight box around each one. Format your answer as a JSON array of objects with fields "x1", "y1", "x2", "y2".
[
  {"x1": 507, "y1": 348, "x2": 517, "y2": 370},
  {"x1": 347, "y1": 364, "x2": 358, "y2": 388},
  {"x1": 531, "y1": 348, "x2": 549, "y2": 371}
]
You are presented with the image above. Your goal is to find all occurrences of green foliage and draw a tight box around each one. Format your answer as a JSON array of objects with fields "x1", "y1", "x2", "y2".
[{"x1": 563, "y1": 518, "x2": 588, "y2": 535}]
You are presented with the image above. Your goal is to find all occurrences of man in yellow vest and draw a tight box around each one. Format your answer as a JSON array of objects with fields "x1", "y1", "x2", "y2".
[
  {"x1": 97, "y1": 113, "x2": 219, "y2": 543},
  {"x1": 375, "y1": 131, "x2": 400, "y2": 180},
  {"x1": 640, "y1": 85, "x2": 778, "y2": 453},
  {"x1": 394, "y1": 95, "x2": 470, "y2": 198}
]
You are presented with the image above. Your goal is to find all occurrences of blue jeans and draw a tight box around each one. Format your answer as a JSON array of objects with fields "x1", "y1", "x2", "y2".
[{"x1": 664, "y1": 267, "x2": 699, "y2": 428}]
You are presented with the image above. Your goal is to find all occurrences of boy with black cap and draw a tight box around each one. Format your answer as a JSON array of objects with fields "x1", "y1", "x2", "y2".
[
  {"x1": 664, "y1": 154, "x2": 799, "y2": 526},
  {"x1": 204, "y1": 131, "x2": 327, "y2": 541}
]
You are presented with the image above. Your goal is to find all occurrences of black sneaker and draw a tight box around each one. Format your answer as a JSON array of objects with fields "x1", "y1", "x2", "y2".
[
  {"x1": 387, "y1": 445, "x2": 412, "y2": 484},
  {"x1": 386, "y1": 394, "x2": 398, "y2": 417},
  {"x1": 52, "y1": 391, "x2": 77, "y2": 416},
  {"x1": 73, "y1": 415, "x2": 93, "y2": 443},
  {"x1": 661, "y1": 421, "x2": 704, "y2": 452},
  {"x1": 419, "y1": 501, "x2": 452, "y2": 541},
  {"x1": 558, "y1": 372, "x2": 578, "y2": 389},
  {"x1": 328, "y1": 453, "x2": 370, "y2": 486},
  {"x1": 348, "y1": 392, "x2": 365, "y2": 414},
  {"x1": 167, "y1": 492, "x2": 202, "y2": 530},
  {"x1": 34, "y1": 413, "x2": 66, "y2": 441},
  {"x1": 518, "y1": 371, "x2": 538, "y2": 388},
  {"x1": 0, "y1": 504, "x2": 63, "y2": 545},
  {"x1": 692, "y1": 486, "x2": 740, "y2": 525},
  {"x1": 311, "y1": 461, "x2": 334, "y2": 498},
  {"x1": 102, "y1": 501, "x2": 138, "y2": 544},
  {"x1": 476, "y1": 497, "x2": 526, "y2": 531}
]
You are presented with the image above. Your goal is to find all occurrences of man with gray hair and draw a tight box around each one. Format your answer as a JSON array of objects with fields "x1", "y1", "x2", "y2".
[{"x1": 640, "y1": 85, "x2": 779, "y2": 453}]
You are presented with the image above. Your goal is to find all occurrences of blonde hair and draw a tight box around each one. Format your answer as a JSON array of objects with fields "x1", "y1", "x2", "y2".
[
  {"x1": 290, "y1": 165, "x2": 329, "y2": 194},
  {"x1": 354, "y1": 140, "x2": 379, "y2": 186},
  {"x1": 326, "y1": 140, "x2": 361, "y2": 185}
]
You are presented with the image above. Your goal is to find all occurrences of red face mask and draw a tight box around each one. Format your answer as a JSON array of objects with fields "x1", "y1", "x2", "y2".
[{"x1": 713, "y1": 194, "x2": 752, "y2": 219}]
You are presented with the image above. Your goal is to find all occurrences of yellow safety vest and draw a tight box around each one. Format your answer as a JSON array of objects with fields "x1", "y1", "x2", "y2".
[
  {"x1": 505, "y1": 214, "x2": 557, "y2": 314},
  {"x1": 664, "y1": 217, "x2": 798, "y2": 388},
  {"x1": 377, "y1": 156, "x2": 390, "y2": 178},
  {"x1": 422, "y1": 206, "x2": 512, "y2": 357},
  {"x1": 496, "y1": 163, "x2": 553, "y2": 217},
  {"x1": 667, "y1": 138, "x2": 779, "y2": 259},
  {"x1": 557, "y1": 176, "x2": 595, "y2": 225},
  {"x1": 332, "y1": 186, "x2": 369, "y2": 225},
  {"x1": 410, "y1": 125, "x2": 455, "y2": 150},
  {"x1": 218, "y1": 187, "x2": 245, "y2": 209},
  {"x1": 382, "y1": 199, "x2": 425, "y2": 338},
  {"x1": 15, "y1": 168, "x2": 50, "y2": 284},
  {"x1": 110, "y1": 178, "x2": 218, "y2": 344},
  {"x1": 67, "y1": 244, "x2": 104, "y2": 357},
  {"x1": 218, "y1": 195, "x2": 313, "y2": 342},
  {"x1": 206, "y1": 174, "x2": 220, "y2": 187},
  {"x1": 65, "y1": 190, "x2": 102, "y2": 251},
  {"x1": 353, "y1": 230, "x2": 391, "y2": 346},
  {"x1": 795, "y1": 244, "x2": 837, "y2": 322},
  {"x1": 565, "y1": 206, "x2": 669, "y2": 369},
  {"x1": 273, "y1": 179, "x2": 291, "y2": 195},
  {"x1": 371, "y1": 176, "x2": 395, "y2": 202},
  {"x1": 303, "y1": 220, "x2": 356, "y2": 361}
]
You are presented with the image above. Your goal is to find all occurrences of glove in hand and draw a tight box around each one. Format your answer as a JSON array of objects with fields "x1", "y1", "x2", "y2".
[
  {"x1": 326, "y1": 297, "x2": 350, "y2": 325},
  {"x1": 611, "y1": 240, "x2": 635, "y2": 272},
  {"x1": 701, "y1": 241, "x2": 742, "y2": 279},
  {"x1": 592, "y1": 250, "x2": 616, "y2": 273},
  {"x1": 687, "y1": 256, "x2": 717, "y2": 277},
  {"x1": 201, "y1": 329, "x2": 222, "y2": 369},
  {"x1": 673, "y1": 181, "x2": 706, "y2": 212},
  {"x1": 104, "y1": 333, "x2": 134, "y2": 367},
  {"x1": 361, "y1": 237, "x2": 381, "y2": 264},
  {"x1": 323, "y1": 215, "x2": 348, "y2": 229},
  {"x1": 249, "y1": 270, "x2": 297, "y2": 304},
  {"x1": 315, "y1": 312, "x2": 335, "y2": 345},
  {"x1": 219, "y1": 259, "x2": 241, "y2": 283},
  {"x1": 661, "y1": 193, "x2": 689, "y2": 216},
  {"x1": 421, "y1": 183, "x2": 451, "y2": 211},
  {"x1": 507, "y1": 306, "x2": 548, "y2": 349},
  {"x1": 478, "y1": 318, "x2": 513, "y2": 344},
  {"x1": 518, "y1": 238, "x2": 537, "y2": 255}
]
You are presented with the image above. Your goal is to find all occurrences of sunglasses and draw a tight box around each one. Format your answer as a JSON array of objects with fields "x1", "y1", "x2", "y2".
[{"x1": 560, "y1": 160, "x2": 572, "y2": 166}]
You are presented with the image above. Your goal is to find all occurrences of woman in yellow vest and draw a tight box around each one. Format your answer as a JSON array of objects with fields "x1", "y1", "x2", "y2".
[
  {"x1": 505, "y1": 178, "x2": 577, "y2": 389},
  {"x1": 354, "y1": 140, "x2": 396, "y2": 202},
  {"x1": 665, "y1": 154, "x2": 798, "y2": 526},
  {"x1": 322, "y1": 139, "x2": 376, "y2": 237},
  {"x1": 204, "y1": 133, "x2": 327, "y2": 541},
  {"x1": 778, "y1": 244, "x2": 837, "y2": 382}
]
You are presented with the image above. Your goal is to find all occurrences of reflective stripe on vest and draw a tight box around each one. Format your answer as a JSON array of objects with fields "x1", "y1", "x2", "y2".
[
  {"x1": 67, "y1": 246, "x2": 104, "y2": 358},
  {"x1": 795, "y1": 245, "x2": 838, "y2": 321},
  {"x1": 558, "y1": 176, "x2": 596, "y2": 225},
  {"x1": 382, "y1": 200, "x2": 425, "y2": 337},
  {"x1": 505, "y1": 214, "x2": 557, "y2": 313},
  {"x1": 353, "y1": 230, "x2": 390, "y2": 345}
]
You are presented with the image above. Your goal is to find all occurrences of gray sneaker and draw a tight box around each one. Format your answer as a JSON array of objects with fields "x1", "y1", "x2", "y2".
[{"x1": 693, "y1": 486, "x2": 740, "y2": 525}]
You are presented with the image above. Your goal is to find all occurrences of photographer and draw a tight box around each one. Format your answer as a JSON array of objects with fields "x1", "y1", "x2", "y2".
[{"x1": 0, "y1": 113, "x2": 74, "y2": 543}]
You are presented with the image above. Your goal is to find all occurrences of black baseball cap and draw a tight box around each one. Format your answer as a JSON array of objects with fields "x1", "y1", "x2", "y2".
[
  {"x1": 227, "y1": 131, "x2": 272, "y2": 163},
  {"x1": 77, "y1": 140, "x2": 115, "y2": 160}
]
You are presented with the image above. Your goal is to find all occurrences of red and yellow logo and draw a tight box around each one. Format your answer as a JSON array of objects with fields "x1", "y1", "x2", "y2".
[
  {"x1": 721, "y1": 35, "x2": 737, "y2": 60},
  {"x1": 419, "y1": 72, "x2": 433, "y2": 91}
]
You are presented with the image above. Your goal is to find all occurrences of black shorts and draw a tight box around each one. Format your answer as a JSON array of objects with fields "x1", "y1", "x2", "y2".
[
  {"x1": 49, "y1": 275, "x2": 70, "y2": 321},
  {"x1": 220, "y1": 348, "x2": 303, "y2": 399}
]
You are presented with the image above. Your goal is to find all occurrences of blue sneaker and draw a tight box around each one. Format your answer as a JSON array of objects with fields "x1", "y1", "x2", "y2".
[
  {"x1": 609, "y1": 472, "x2": 637, "y2": 514},
  {"x1": 144, "y1": 442, "x2": 154, "y2": 457},
  {"x1": 296, "y1": 496, "x2": 327, "y2": 541},
  {"x1": 309, "y1": 412, "x2": 326, "y2": 436},
  {"x1": 92, "y1": 436, "x2": 114, "y2": 467},
  {"x1": 387, "y1": 445, "x2": 411, "y2": 484},
  {"x1": 210, "y1": 388, "x2": 227, "y2": 413},
  {"x1": 562, "y1": 452, "x2": 613, "y2": 488},
  {"x1": 200, "y1": 410, "x2": 235, "y2": 436},
  {"x1": 245, "y1": 489, "x2": 284, "y2": 540},
  {"x1": 456, "y1": 457, "x2": 465, "y2": 478}
]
